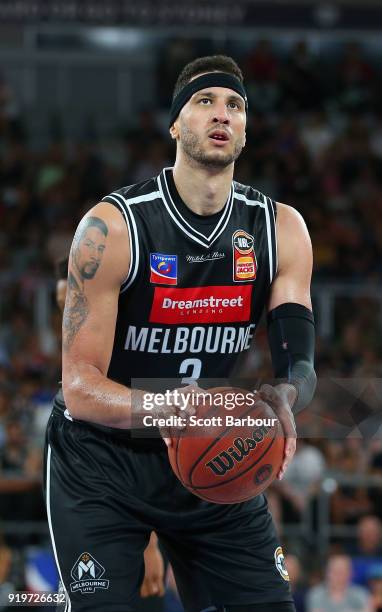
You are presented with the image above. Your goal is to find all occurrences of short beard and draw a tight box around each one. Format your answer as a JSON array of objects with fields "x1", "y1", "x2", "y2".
[
  {"x1": 80, "y1": 263, "x2": 99, "y2": 280},
  {"x1": 180, "y1": 124, "x2": 243, "y2": 169}
]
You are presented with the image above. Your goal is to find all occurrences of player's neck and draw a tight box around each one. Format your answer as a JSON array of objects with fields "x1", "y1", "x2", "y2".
[{"x1": 172, "y1": 160, "x2": 233, "y2": 216}]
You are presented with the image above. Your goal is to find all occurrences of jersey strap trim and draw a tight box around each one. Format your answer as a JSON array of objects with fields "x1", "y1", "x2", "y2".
[
  {"x1": 101, "y1": 190, "x2": 160, "y2": 292},
  {"x1": 157, "y1": 168, "x2": 234, "y2": 249},
  {"x1": 234, "y1": 191, "x2": 278, "y2": 283}
]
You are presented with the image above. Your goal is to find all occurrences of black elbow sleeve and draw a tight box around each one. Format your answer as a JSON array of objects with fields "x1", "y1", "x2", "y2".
[{"x1": 267, "y1": 303, "x2": 316, "y2": 413}]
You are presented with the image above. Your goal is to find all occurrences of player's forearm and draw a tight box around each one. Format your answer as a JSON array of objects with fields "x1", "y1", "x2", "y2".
[{"x1": 62, "y1": 361, "x2": 144, "y2": 428}]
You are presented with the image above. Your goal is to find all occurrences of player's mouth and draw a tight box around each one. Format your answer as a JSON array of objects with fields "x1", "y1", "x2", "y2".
[{"x1": 208, "y1": 130, "x2": 230, "y2": 145}]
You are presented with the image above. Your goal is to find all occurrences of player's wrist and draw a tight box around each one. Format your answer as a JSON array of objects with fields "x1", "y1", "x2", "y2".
[{"x1": 274, "y1": 382, "x2": 298, "y2": 410}]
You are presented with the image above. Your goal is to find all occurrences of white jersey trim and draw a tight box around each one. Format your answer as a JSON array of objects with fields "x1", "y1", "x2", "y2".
[
  {"x1": 158, "y1": 168, "x2": 234, "y2": 249},
  {"x1": 234, "y1": 192, "x2": 275, "y2": 283},
  {"x1": 268, "y1": 196, "x2": 278, "y2": 278},
  {"x1": 102, "y1": 190, "x2": 161, "y2": 293},
  {"x1": 46, "y1": 445, "x2": 72, "y2": 612}
]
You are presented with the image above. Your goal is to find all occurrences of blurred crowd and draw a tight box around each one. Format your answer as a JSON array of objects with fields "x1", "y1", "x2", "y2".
[{"x1": 1, "y1": 37, "x2": 382, "y2": 611}]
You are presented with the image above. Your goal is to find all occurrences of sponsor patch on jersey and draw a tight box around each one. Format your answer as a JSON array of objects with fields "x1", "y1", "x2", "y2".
[
  {"x1": 149, "y1": 285, "x2": 252, "y2": 324},
  {"x1": 150, "y1": 253, "x2": 178, "y2": 285},
  {"x1": 232, "y1": 229, "x2": 257, "y2": 282},
  {"x1": 186, "y1": 251, "x2": 225, "y2": 264},
  {"x1": 70, "y1": 552, "x2": 110, "y2": 594},
  {"x1": 274, "y1": 546, "x2": 289, "y2": 581}
]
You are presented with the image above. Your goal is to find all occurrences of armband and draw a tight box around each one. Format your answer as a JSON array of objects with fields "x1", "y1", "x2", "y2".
[{"x1": 267, "y1": 303, "x2": 316, "y2": 413}]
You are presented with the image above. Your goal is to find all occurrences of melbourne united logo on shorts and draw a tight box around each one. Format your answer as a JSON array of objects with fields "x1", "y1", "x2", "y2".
[
  {"x1": 150, "y1": 253, "x2": 178, "y2": 285},
  {"x1": 70, "y1": 552, "x2": 110, "y2": 594},
  {"x1": 274, "y1": 546, "x2": 289, "y2": 581},
  {"x1": 232, "y1": 229, "x2": 257, "y2": 282}
]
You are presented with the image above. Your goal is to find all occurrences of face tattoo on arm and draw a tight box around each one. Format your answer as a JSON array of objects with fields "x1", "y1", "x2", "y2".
[{"x1": 63, "y1": 216, "x2": 108, "y2": 350}]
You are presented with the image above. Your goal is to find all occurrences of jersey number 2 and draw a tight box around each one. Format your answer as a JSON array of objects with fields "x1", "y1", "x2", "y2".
[{"x1": 179, "y1": 358, "x2": 202, "y2": 385}]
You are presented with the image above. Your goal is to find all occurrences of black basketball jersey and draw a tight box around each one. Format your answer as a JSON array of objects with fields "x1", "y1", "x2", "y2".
[{"x1": 100, "y1": 167, "x2": 277, "y2": 389}]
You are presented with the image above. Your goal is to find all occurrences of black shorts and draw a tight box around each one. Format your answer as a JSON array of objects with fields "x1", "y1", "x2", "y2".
[{"x1": 44, "y1": 408, "x2": 294, "y2": 612}]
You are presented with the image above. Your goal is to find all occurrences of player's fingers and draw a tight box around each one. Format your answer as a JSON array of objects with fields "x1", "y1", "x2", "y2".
[
  {"x1": 163, "y1": 437, "x2": 171, "y2": 447},
  {"x1": 258, "y1": 383, "x2": 283, "y2": 407},
  {"x1": 148, "y1": 579, "x2": 159, "y2": 595},
  {"x1": 258, "y1": 385, "x2": 296, "y2": 436},
  {"x1": 271, "y1": 401, "x2": 296, "y2": 438},
  {"x1": 140, "y1": 581, "x2": 149, "y2": 597},
  {"x1": 277, "y1": 436, "x2": 296, "y2": 480},
  {"x1": 157, "y1": 579, "x2": 166, "y2": 596},
  {"x1": 183, "y1": 403, "x2": 196, "y2": 419}
]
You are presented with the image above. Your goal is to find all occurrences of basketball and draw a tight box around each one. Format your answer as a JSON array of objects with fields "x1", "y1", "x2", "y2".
[{"x1": 167, "y1": 388, "x2": 284, "y2": 504}]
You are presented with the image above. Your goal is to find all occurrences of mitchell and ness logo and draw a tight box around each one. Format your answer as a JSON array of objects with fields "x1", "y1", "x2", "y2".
[
  {"x1": 150, "y1": 253, "x2": 178, "y2": 285},
  {"x1": 149, "y1": 285, "x2": 252, "y2": 324}
]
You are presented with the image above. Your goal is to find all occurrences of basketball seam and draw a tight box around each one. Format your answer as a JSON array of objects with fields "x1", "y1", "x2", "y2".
[
  {"x1": 187, "y1": 405, "x2": 280, "y2": 488},
  {"x1": 174, "y1": 398, "x2": 226, "y2": 489},
  {"x1": 191, "y1": 432, "x2": 278, "y2": 491}
]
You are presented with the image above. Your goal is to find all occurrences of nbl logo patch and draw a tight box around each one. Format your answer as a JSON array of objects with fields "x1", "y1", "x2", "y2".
[
  {"x1": 150, "y1": 253, "x2": 178, "y2": 285},
  {"x1": 70, "y1": 552, "x2": 110, "y2": 594},
  {"x1": 274, "y1": 546, "x2": 289, "y2": 581},
  {"x1": 232, "y1": 230, "x2": 257, "y2": 282}
]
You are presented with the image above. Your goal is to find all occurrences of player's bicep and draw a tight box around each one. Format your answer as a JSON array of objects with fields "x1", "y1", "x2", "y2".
[
  {"x1": 62, "y1": 203, "x2": 129, "y2": 375},
  {"x1": 268, "y1": 203, "x2": 313, "y2": 311}
]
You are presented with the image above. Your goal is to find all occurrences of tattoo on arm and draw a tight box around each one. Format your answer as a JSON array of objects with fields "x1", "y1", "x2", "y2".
[
  {"x1": 63, "y1": 273, "x2": 89, "y2": 351},
  {"x1": 62, "y1": 216, "x2": 109, "y2": 351}
]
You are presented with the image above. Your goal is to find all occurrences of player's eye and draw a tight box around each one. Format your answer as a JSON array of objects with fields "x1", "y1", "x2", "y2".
[
  {"x1": 228, "y1": 101, "x2": 240, "y2": 110},
  {"x1": 199, "y1": 98, "x2": 212, "y2": 105}
]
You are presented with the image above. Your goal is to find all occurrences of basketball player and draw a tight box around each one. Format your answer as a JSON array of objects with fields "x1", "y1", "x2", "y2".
[
  {"x1": 45, "y1": 56, "x2": 316, "y2": 611},
  {"x1": 55, "y1": 258, "x2": 166, "y2": 602}
]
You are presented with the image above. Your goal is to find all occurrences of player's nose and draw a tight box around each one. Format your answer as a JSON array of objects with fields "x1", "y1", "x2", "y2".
[{"x1": 212, "y1": 102, "x2": 230, "y2": 124}]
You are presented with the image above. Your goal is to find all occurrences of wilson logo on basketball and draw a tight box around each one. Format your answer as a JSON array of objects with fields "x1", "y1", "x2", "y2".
[
  {"x1": 149, "y1": 285, "x2": 252, "y2": 324},
  {"x1": 232, "y1": 229, "x2": 257, "y2": 282},
  {"x1": 205, "y1": 425, "x2": 270, "y2": 476}
]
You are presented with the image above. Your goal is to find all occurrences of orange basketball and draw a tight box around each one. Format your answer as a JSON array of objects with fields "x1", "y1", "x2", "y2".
[{"x1": 168, "y1": 388, "x2": 284, "y2": 504}]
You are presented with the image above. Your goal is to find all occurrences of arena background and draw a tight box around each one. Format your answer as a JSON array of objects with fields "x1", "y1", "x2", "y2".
[{"x1": 1, "y1": 1, "x2": 382, "y2": 610}]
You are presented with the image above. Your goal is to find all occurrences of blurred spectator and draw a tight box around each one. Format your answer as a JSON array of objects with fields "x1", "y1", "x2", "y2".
[
  {"x1": 281, "y1": 41, "x2": 322, "y2": 111},
  {"x1": 336, "y1": 42, "x2": 374, "y2": 112},
  {"x1": 285, "y1": 554, "x2": 306, "y2": 612},
  {"x1": 0, "y1": 419, "x2": 44, "y2": 522},
  {"x1": 0, "y1": 531, "x2": 24, "y2": 611},
  {"x1": 331, "y1": 448, "x2": 372, "y2": 525},
  {"x1": 367, "y1": 564, "x2": 382, "y2": 612},
  {"x1": 300, "y1": 112, "x2": 335, "y2": 161},
  {"x1": 306, "y1": 554, "x2": 370, "y2": 611},
  {"x1": 278, "y1": 441, "x2": 325, "y2": 521},
  {"x1": 245, "y1": 39, "x2": 280, "y2": 113},
  {"x1": 349, "y1": 517, "x2": 382, "y2": 588}
]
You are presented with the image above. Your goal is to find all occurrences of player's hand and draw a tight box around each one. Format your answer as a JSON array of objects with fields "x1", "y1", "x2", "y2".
[
  {"x1": 258, "y1": 383, "x2": 297, "y2": 480},
  {"x1": 160, "y1": 383, "x2": 206, "y2": 447},
  {"x1": 140, "y1": 539, "x2": 165, "y2": 598}
]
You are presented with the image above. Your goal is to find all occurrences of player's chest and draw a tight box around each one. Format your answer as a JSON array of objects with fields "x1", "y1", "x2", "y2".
[{"x1": 141, "y1": 212, "x2": 267, "y2": 288}]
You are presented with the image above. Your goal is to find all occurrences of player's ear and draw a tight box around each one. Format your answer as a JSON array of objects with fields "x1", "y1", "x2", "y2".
[{"x1": 169, "y1": 121, "x2": 179, "y2": 140}]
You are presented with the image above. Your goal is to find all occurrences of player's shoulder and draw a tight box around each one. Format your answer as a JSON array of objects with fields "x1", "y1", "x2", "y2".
[
  {"x1": 101, "y1": 175, "x2": 160, "y2": 208},
  {"x1": 233, "y1": 180, "x2": 274, "y2": 206},
  {"x1": 276, "y1": 201, "x2": 308, "y2": 231},
  {"x1": 233, "y1": 180, "x2": 277, "y2": 214}
]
